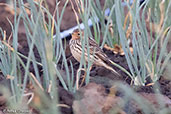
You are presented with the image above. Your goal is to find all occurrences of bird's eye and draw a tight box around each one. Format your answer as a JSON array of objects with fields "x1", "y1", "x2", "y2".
[{"x1": 78, "y1": 33, "x2": 80, "y2": 35}]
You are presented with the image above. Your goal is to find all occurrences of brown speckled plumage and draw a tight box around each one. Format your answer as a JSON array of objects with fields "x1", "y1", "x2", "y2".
[{"x1": 69, "y1": 29, "x2": 120, "y2": 76}]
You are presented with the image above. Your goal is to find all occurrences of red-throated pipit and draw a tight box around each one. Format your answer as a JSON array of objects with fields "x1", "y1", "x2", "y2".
[{"x1": 69, "y1": 29, "x2": 120, "y2": 76}]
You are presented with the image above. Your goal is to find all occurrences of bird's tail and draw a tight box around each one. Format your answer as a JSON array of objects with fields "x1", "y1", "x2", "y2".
[
  {"x1": 103, "y1": 59, "x2": 121, "y2": 77},
  {"x1": 108, "y1": 59, "x2": 132, "y2": 78}
]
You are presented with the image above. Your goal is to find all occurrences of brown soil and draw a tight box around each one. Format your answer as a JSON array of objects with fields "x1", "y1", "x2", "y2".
[{"x1": 0, "y1": 0, "x2": 170, "y2": 114}]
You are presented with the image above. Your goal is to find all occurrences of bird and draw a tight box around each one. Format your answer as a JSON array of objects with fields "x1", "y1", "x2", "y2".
[{"x1": 69, "y1": 29, "x2": 120, "y2": 76}]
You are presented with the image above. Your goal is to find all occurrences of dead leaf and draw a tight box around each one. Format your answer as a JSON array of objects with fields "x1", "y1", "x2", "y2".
[
  {"x1": 104, "y1": 44, "x2": 133, "y2": 56},
  {"x1": 113, "y1": 44, "x2": 125, "y2": 55}
]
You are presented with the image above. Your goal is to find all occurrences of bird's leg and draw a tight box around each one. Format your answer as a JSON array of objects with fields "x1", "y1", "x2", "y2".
[{"x1": 80, "y1": 65, "x2": 93, "y2": 87}]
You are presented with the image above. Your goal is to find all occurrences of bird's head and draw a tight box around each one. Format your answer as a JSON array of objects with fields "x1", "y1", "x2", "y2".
[{"x1": 71, "y1": 29, "x2": 84, "y2": 40}]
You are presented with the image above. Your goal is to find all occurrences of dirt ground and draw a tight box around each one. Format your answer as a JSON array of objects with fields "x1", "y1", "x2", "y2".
[{"x1": 0, "y1": 0, "x2": 171, "y2": 114}]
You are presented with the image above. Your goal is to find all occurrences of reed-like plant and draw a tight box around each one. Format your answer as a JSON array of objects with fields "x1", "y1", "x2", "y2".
[
  {"x1": 71, "y1": 0, "x2": 133, "y2": 86},
  {"x1": 114, "y1": 0, "x2": 171, "y2": 85},
  {"x1": 0, "y1": 0, "x2": 68, "y2": 113},
  {"x1": 0, "y1": 0, "x2": 170, "y2": 113}
]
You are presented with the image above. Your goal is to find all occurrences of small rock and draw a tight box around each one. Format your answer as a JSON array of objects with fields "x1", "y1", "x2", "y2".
[{"x1": 73, "y1": 83, "x2": 125, "y2": 114}]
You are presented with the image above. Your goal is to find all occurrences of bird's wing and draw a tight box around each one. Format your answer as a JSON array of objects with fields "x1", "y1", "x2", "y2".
[
  {"x1": 88, "y1": 37, "x2": 104, "y2": 54},
  {"x1": 87, "y1": 37, "x2": 110, "y2": 63},
  {"x1": 86, "y1": 37, "x2": 120, "y2": 76}
]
